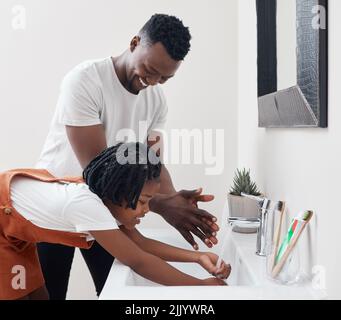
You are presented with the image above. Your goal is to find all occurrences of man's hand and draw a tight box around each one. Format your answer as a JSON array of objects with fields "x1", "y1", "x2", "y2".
[{"x1": 149, "y1": 188, "x2": 220, "y2": 250}]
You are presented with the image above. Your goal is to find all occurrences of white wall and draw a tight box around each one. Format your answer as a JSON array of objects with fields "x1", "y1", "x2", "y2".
[
  {"x1": 0, "y1": 0, "x2": 238, "y2": 299},
  {"x1": 238, "y1": 0, "x2": 341, "y2": 299}
]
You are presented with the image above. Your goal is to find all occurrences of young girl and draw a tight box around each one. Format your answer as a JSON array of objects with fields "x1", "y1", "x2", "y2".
[{"x1": 0, "y1": 142, "x2": 230, "y2": 300}]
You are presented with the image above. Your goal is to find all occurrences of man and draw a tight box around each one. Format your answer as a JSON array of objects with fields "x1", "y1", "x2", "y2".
[{"x1": 36, "y1": 13, "x2": 219, "y2": 299}]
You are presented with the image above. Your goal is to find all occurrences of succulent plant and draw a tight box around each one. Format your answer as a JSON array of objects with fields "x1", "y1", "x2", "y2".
[{"x1": 229, "y1": 168, "x2": 261, "y2": 196}]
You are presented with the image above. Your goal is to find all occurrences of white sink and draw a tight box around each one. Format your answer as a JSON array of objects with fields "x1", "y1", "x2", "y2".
[{"x1": 99, "y1": 228, "x2": 326, "y2": 300}]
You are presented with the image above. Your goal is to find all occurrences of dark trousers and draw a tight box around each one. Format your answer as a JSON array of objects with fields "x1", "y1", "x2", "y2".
[{"x1": 37, "y1": 241, "x2": 114, "y2": 300}]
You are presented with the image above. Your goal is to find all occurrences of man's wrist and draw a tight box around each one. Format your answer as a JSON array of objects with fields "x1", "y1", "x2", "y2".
[{"x1": 149, "y1": 194, "x2": 163, "y2": 213}]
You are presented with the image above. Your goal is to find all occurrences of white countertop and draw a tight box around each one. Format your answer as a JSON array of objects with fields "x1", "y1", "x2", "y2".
[{"x1": 99, "y1": 228, "x2": 327, "y2": 300}]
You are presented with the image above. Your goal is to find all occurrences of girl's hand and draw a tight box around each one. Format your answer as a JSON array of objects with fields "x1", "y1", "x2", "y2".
[
  {"x1": 197, "y1": 252, "x2": 232, "y2": 279},
  {"x1": 201, "y1": 277, "x2": 227, "y2": 286}
]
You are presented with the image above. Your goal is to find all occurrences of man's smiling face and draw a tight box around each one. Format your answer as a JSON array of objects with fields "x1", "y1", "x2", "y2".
[{"x1": 126, "y1": 37, "x2": 182, "y2": 94}]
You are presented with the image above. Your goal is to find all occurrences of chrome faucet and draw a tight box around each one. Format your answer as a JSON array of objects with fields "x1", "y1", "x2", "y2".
[{"x1": 228, "y1": 193, "x2": 285, "y2": 256}]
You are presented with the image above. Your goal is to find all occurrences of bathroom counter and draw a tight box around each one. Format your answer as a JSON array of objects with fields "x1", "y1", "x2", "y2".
[
  {"x1": 99, "y1": 228, "x2": 327, "y2": 300},
  {"x1": 227, "y1": 232, "x2": 326, "y2": 299}
]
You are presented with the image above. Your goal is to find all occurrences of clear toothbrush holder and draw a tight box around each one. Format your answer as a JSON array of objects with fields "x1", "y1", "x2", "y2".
[
  {"x1": 266, "y1": 242, "x2": 303, "y2": 285},
  {"x1": 265, "y1": 212, "x2": 312, "y2": 286}
]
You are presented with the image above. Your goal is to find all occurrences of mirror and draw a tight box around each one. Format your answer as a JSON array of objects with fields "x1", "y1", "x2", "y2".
[
  {"x1": 277, "y1": 0, "x2": 297, "y2": 91},
  {"x1": 256, "y1": 0, "x2": 328, "y2": 128}
]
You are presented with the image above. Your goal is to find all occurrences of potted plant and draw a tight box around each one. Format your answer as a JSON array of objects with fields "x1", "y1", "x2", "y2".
[{"x1": 228, "y1": 168, "x2": 262, "y2": 233}]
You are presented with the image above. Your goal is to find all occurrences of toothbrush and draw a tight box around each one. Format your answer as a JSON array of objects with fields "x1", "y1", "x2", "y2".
[
  {"x1": 275, "y1": 218, "x2": 301, "y2": 264},
  {"x1": 271, "y1": 210, "x2": 313, "y2": 278},
  {"x1": 269, "y1": 202, "x2": 286, "y2": 271}
]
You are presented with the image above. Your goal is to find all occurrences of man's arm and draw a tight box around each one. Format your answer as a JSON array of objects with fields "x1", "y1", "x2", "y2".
[
  {"x1": 66, "y1": 125, "x2": 107, "y2": 169},
  {"x1": 66, "y1": 125, "x2": 219, "y2": 251},
  {"x1": 66, "y1": 125, "x2": 120, "y2": 213},
  {"x1": 147, "y1": 131, "x2": 219, "y2": 250},
  {"x1": 158, "y1": 163, "x2": 176, "y2": 194},
  {"x1": 147, "y1": 130, "x2": 175, "y2": 194}
]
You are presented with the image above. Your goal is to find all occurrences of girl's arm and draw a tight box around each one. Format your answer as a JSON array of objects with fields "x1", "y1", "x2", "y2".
[
  {"x1": 90, "y1": 229, "x2": 226, "y2": 286},
  {"x1": 120, "y1": 227, "x2": 231, "y2": 278},
  {"x1": 120, "y1": 226, "x2": 201, "y2": 262}
]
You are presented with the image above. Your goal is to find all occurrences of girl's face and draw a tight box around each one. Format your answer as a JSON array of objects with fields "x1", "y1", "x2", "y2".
[{"x1": 112, "y1": 180, "x2": 160, "y2": 230}]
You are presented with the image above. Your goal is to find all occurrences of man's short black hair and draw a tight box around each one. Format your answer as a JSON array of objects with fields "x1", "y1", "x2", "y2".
[{"x1": 140, "y1": 14, "x2": 191, "y2": 61}]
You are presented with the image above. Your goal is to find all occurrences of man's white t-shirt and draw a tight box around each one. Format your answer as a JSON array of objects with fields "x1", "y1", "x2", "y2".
[
  {"x1": 10, "y1": 177, "x2": 120, "y2": 241},
  {"x1": 36, "y1": 57, "x2": 168, "y2": 177}
]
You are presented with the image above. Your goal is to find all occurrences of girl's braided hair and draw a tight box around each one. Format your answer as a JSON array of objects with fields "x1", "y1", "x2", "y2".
[{"x1": 83, "y1": 142, "x2": 161, "y2": 209}]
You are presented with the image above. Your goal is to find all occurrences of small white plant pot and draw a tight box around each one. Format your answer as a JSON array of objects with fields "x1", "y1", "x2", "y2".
[{"x1": 227, "y1": 193, "x2": 260, "y2": 233}]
